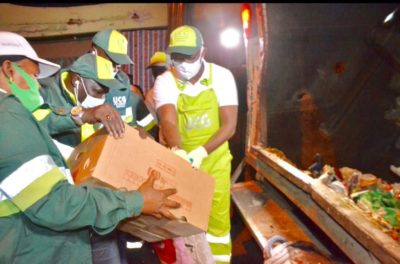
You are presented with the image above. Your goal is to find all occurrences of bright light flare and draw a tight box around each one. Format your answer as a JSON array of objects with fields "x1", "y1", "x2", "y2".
[
  {"x1": 220, "y1": 28, "x2": 241, "y2": 48},
  {"x1": 384, "y1": 9, "x2": 397, "y2": 24}
]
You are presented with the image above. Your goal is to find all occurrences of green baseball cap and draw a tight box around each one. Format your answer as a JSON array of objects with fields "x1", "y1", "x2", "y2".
[
  {"x1": 92, "y1": 28, "x2": 133, "y2": 65},
  {"x1": 69, "y1": 54, "x2": 123, "y2": 89},
  {"x1": 167, "y1": 25, "x2": 204, "y2": 56}
]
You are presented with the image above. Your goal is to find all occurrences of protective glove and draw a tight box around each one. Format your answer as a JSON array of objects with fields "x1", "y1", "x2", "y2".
[
  {"x1": 187, "y1": 146, "x2": 208, "y2": 169},
  {"x1": 171, "y1": 147, "x2": 191, "y2": 164}
]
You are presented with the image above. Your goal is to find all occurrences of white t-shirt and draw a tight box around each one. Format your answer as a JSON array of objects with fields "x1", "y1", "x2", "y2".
[{"x1": 153, "y1": 60, "x2": 238, "y2": 110}]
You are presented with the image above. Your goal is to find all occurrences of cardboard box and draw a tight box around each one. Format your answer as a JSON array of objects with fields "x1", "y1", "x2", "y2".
[{"x1": 67, "y1": 126, "x2": 215, "y2": 242}]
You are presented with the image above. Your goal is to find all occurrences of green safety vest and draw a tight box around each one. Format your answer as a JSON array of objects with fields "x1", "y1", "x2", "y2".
[{"x1": 0, "y1": 92, "x2": 143, "y2": 263}]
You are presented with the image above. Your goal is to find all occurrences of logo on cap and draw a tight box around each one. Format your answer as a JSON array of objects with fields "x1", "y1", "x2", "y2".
[
  {"x1": 170, "y1": 26, "x2": 197, "y2": 48},
  {"x1": 108, "y1": 30, "x2": 128, "y2": 55},
  {"x1": 96, "y1": 56, "x2": 114, "y2": 79}
]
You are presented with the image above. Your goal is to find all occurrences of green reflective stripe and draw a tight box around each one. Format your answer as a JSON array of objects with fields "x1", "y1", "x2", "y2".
[
  {"x1": 13, "y1": 167, "x2": 66, "y2": 211},
  {"x1": 32, "y1": 108, "x2": 52, "y2": 121},
  {"x1": 0, "y1": 199, "x2": 20, "y2": 217}
]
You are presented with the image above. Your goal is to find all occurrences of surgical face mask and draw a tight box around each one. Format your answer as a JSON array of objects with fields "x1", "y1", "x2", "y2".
[
  {"x1": 173, "y1": 56, "x2": 203, "y2": 81},
  {"x1": 9, "y1": 63, "x2": 43, "y2": 112},
  {"x1": 74, "y1": 77, "x2": 105, "y2": 108}
]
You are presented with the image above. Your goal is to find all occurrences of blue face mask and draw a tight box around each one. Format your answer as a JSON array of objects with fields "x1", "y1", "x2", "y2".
[{"x1": 9, "y1": 63, "x2": 42, "y2": 112}]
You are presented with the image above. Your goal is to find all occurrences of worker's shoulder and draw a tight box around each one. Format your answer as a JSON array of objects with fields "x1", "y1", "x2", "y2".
[
  {"x1": 154, "y1": 70, "x2": 175, "y2": 84},
  {"x1": 208, "y1": 62, "x2": 233, "y2": 75},
  {"x1": 39, "y1": 70, "x2": 61, "y2": 88},
  {"x1": 130, "y1": 84, "x2": 145, "y2": 99},
  {"x1": 0, "y1": 94, "x2": 31, "y2": 120},
  {"x1": 0, "y1": 93, "x2": 20, "y2": 110}
]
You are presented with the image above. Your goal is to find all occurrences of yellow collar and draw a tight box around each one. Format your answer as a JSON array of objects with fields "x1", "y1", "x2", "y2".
[{"x1": 61, "y1": 71, "x2": 77, "y2": 105}]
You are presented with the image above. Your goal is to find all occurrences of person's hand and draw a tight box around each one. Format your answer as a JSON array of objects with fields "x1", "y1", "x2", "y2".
[
  {"x1": 138, "y1": 168, "x2": 180, "y2": 219},
  {"x1": 187, "y1": 146, "x2": 208, "y2": 169},
  {"x1": 137, "y1": 126, "x2": 154, "y2": 140},
  {"x1": 81, "y1": 103, "x2": 125, "y2": 138},
  {"x1": 171, "y1": 147, "x2": 191, "y2": 164}
]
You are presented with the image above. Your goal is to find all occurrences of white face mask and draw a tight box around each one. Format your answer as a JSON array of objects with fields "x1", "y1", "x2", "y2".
[
  {"x1": 74, "y1": 77, "x2": 106, "y2": 108},
  {"x1": 173, "y1": 55, "x2": 203, "y2": 82}
]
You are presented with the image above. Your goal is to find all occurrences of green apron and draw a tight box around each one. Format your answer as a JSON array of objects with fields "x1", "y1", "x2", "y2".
[{"x1": 176, "y1": 63, "x2": 232, "y2": 263}]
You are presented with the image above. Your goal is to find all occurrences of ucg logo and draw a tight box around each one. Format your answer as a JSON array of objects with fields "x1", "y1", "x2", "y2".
[
  {"x1": 113, "y1": 96, "x2": 127, "y2": 108},
  {"x1": 186, "y1": 113, "x2": 211, "y2": 131}
]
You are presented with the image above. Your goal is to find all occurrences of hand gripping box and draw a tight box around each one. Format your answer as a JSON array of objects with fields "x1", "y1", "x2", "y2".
[{"x1": 67, "y1": 126, "x2": 215, "y2": 242}]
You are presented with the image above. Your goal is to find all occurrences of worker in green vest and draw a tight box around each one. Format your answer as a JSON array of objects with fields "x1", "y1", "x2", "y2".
[
  {"x1": 0, "y1": 31, "x2": 179, "y2": 264},
  {"x1": 154, "y1": 25, "x2": 238, "y2": 263},
  {"x1": 38, "y1": 53, "x2": 126, "y2": 147},
  {"x1": 39, "y1": 52, "x2": 133, "y2": 263},
  {"x1": 90, "y1": 28, "x2": 156, "y2": 138}
]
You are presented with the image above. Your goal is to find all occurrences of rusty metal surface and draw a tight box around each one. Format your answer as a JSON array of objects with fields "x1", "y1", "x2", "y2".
[
  {"x1": 232, "y1": 181, "x2": 312, "y2": 250},
  {"x1": 249, "y1": 155, "x2": 381, "y2": 264},
  {"x1": 258, "y1": 4, "x2": 400, "y2": 178}
]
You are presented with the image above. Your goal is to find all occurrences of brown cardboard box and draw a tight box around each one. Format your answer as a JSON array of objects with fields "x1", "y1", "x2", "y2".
[{"x1": 67, "y1": 126, "x2": 215, "y2": 242}]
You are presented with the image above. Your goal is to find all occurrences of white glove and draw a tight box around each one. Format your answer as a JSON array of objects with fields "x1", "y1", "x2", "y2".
[
  {"x1": 188, "y1": 146, "x2": 208, "y2": 169},
  {"x1": 172, "y1": 148, "x2": 191, "y2": 164}
]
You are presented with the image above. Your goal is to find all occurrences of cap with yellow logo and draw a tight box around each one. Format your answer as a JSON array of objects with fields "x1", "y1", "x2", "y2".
[
  {"x1": 167, "y1": 25, "x2": 204, "y2": 56},
  {"x1": 69, "y1": 54, "x2": 123, "y2": 89},
  {"x1": 92, "y1": 28, "x2": 133, "y2": 65}
]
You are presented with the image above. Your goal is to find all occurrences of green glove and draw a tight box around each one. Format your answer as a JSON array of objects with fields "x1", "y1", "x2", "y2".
[{"x1": 188, "y1": 146, "x2": 208, "y2": 169}]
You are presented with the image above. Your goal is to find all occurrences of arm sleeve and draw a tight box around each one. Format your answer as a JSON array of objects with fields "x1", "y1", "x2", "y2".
[
  {"x1": 0, "y1": 107, "x2": 142, "y2": 235},
  {"x1": 153, "y1": 71, "x2": 180, "y2": 110},
  {"x1": 213, "y1": 66, "x2": 239, "y2": 106},
  {"x1": 37, "y1": 109, "x2": 78, "y2": 135},
  {"x1": 25, "y1": 182, "x2": 143, "y2": 235}
]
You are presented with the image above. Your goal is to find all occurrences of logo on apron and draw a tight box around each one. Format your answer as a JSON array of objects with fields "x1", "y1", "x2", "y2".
[{"x1": 186, "y1": 113, "x2": 211, "y2": 131}]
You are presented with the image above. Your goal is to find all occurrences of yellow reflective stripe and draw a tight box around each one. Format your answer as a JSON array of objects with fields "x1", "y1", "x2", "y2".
[
  {"x1": 206, "y1": 232, "x2": 231, "y2": 244},
  {"x1": 61, "y1": 71, "x2": 77, "y2": 104},
  {"x1": 32, "y1": 108, "x2": 52, "y2": 121},
  {"x1": 1, "y1": 155, "x2": 57, "y2": 198},
  {"x1": 81, "y1": 123, "x2": 96, "y2": 142},
  {"x1": 137, "y1": 114, "x2": 156, "y2": 131},
  {"x1": 13, "y1": 167, "x2": 66, "y2": 211},
  {"x1": 122, "y1": 106, "x2": 133, "y2": 124},
  {"x1": 144, "y1": 120, "x2": 157, "y2": 131},
  {"x1": 125, "y1": 115, "x2": 133, "y2": 124},
  {"x1": 0, "y1": 199, "x2": 19, "y2": 217}
]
